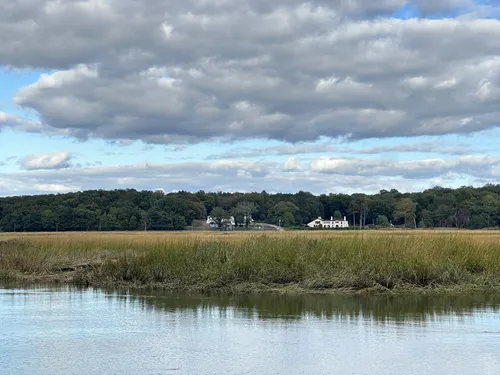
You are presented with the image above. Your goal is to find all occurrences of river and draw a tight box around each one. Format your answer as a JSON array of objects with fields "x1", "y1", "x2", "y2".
[{"x1": 1, "y1": 284, "x2": 500, "y2": 374}]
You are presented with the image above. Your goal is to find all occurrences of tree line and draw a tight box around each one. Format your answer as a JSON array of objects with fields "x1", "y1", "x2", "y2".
[{"x1": 1, "y1": 184, "x2": 500, "y2": 232}]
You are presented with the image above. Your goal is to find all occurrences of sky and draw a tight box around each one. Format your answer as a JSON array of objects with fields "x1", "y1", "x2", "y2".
[{"x1": 1, "y1": 0, "x2": 500, "y2": 196}]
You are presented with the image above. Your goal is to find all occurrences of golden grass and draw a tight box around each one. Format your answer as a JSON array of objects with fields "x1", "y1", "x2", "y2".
[{"x1": 2, "y1": 230, "x2": 500, "y2": 293}]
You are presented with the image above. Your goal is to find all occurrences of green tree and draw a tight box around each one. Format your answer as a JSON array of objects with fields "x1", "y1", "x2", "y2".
[
  {"x1": 347, "y1": 200, "x2": 359, "y2": 227},
  {"x1": 41, "y1": 209, "x2": 57, "y2": 231},
  {"x1": 394, "y1": 198, "x2": 416, "y2": 228},
  {"x1": 100, "y1": 213, "x2": 120, "y2": 231},
  {"x1": 232, "y1": 201, "x2": 256, "y2": 227},
  {"x1": 376, "y1": 215, "x2": 390, "y2": 227},
  {"x1": 434, "y1": 204, "x2": 454, "y2": 227},
  {"x1": 482, "y1": 194, "x2": 500, "y2": 227},
  {"x1": 269, "y1": 201, "x2": 299, "y2": 227},
  {"x1": 211, "y1": 207, "x2": 231, "y2": 230},
  {"x1": 3, "y1": 185, "x2": 500, "y2": 232},
  {"x1": 140, "y1": 211, "x2": 150, "y2": 231},
  {"x1": 420, "y1": 209, "x2": 434, "y2": 228},
  {"x1": 232, "y1": 205, "x2": 246, "y2": 227},
  {"x1": 455, "y1": 206, "x2": 471, "y2": 228},
  {"x1": 333, "y1": 210, "x2": 343, "y2": 220},
  {"x1": 370, "y1": 190, "x2": 397, "y2": 223}
]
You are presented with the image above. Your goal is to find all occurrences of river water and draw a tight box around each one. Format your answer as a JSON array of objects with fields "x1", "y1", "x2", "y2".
[{"x1": 1, "y1": 285, "x2": 500, "y2": 375}]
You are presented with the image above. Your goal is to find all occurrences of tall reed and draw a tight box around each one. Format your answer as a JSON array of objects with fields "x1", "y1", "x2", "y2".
[{"x1": 2, "y1": 231, "x2": 500, "y2": 293}]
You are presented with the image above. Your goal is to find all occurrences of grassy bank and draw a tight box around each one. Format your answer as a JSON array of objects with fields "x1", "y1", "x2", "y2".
[{"x1": 2, "y1": 231, "x2": 500, "y2": 293}]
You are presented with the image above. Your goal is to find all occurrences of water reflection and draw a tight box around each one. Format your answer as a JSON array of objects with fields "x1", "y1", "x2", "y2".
[
  {"x1": 3, "y1": 283, "x2": 500, "y2": 324},
  {"x1": 2, "y1": 284, "x2": 500, "y2": 375},
  {"x1": 104, "y1": 289, "x2": 500, "y2": 324}
]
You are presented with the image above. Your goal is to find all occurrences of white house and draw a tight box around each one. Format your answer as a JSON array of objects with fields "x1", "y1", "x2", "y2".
[
  {"x1": 206, "y1": 215, "x2": 235, "y2": 228},
  {"x1": 206, "y1": 215, "x2": 254, "y2": 229},
  {"x1": 307, "y1": 216, "x2": 349, "y2": 229}
]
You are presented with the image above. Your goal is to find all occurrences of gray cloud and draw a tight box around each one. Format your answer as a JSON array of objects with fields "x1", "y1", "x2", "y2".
[
  {"x1": 3, "y1": 1, "x2": 500, "y2": 144},
  {"x1": 0, "y1": 111, "x2": 36, "y2": 132},
  {"x1": 412, "y1": 0, "x2": 471, "y2": 14},
  {"x1": 19, "y1": 152, "x2": 73, "y2": 170},
  {"x1": 310, "y1": 155, "x2": 500, "y2": 179},
  {"x1": 1, "y1": 154, "x2": 498, "y2": 196},
  {"x1": 0, "y1": 111, "x2": 69, "y2": 135},
  {"x1": 0, "y1": 0, "x2": 409, "y2": 69},
  {"x1": 207, "y1": 139, "x2": 485, "y2": 160},
  {"x1": 356, "y1": 141, "x2": 487, "y2": 155},
  {"x1": 206, "y1": 141, "x2": 339, "y2": 159}
]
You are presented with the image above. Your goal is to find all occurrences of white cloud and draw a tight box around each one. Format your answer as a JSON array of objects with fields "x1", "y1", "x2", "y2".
[
  {"x1": 284, "y1": 157, "x2": 303, "y2": 171},
  {"x1": 34, "y1": 183, "x2": 81, "y2": 192},
  {"x1": 19, "y1": 152, "x2": 73, "y2": 170}
]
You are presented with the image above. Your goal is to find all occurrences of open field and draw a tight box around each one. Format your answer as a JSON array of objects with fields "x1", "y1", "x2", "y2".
[{"x1": 2, "y1": 230, "x2": 500, "y2": 293}]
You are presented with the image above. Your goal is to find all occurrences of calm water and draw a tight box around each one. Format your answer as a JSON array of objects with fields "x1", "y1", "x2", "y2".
[{"x1": 1, "y1": 285, "x2": 500, "y2": 375}]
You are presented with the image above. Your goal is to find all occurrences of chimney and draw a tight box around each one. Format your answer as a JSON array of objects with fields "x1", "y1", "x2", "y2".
[
  {"x1": 331, "y1": 216, "x2": 333, "y2": 221},
  {"x1": 344, "y1": 216, "x2": 346, "y2": 221}
]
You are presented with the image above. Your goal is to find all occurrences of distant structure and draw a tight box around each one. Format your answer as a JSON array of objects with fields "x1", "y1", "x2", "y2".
[
  {"x1": 206, "y1": 215, "x2": 254, "y2": 229},
  {"x1": 307, "y1": 216, "x2": 349, "y2": 229}
]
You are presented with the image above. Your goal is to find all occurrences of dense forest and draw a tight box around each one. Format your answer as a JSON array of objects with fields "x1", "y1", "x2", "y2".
[{"x1": 1, "y1": 185, "x2": 500, "y2": 232}]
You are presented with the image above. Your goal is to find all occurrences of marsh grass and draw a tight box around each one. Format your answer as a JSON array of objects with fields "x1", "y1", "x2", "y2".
[{"x1": 1, "y1": 231, "x2": 500, "y2": 293}]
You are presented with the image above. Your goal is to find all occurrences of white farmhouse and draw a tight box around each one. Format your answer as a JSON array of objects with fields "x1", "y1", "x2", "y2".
[
  {"x1": 206, "y1": 215, "x2": 235, "y2": 228},
  {"x1": 307, "y1": 216, "x2": 349, "y2": 229},
  {"x1": 206, "y1": 215, "x2": 254, "y2": 229}
]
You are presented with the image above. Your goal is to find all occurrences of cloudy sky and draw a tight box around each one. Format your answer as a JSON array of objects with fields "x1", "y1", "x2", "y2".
[{"x1": 1, "y1": 0, "x2": 500, "y2": 196}]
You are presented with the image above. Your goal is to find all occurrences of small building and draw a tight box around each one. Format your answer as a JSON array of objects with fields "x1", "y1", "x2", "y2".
[
  {"x1": 307, "y1": 216, "x2": 349, "y2": 229},
  {"x1": 206, "y1": 215, "x2": 235, "y2": 229},
  {"x1": 206, "y1": 215, "x2": 254, "y2": 229}
]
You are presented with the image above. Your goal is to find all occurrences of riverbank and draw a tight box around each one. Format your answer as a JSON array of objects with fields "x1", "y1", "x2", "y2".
[{"x1": 2, "y1": 231, "x2": 500, "y2": 294}]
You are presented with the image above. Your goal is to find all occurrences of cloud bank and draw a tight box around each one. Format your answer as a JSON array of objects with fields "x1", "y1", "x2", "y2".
[
  {"x1": 1, "y1": 1, "x2": 499, "y2": 145},
  {"x1": 2, "y1": 154, "x2": 499, "y2": 195}
]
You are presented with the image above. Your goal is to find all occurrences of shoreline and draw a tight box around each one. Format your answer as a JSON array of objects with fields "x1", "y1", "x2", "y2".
[{"x1": 3, "y1": 270, "x2": 500, "y2": 296}]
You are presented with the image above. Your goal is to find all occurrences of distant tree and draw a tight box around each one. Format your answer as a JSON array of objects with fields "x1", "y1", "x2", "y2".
[
  {"x1": 376, "y1": 215, "x2": 390, "y2": 227},
  {"x1": 41, "y1": 209, "x2": 57, "y2": 231},
  {"x1": 420, "y1": 209, "x2": 434, "y2": 228},
  {"x1": 269, "y1": 201, "x2": 299, "y2": 227},
  {"x1": 3, "y1": 185, "x2": 500, "y2": 232},
  {"x1": 101, "y1": 213, "x2": 120, "y2": 231},
  {"x1": 370, "y1": 190, "x2": 396, "y2": 223},
  {"x1": 360, "y1": 195, "x2": 371, "y2": 227},
  {"x1": 333, "y1": 210, "x2": 343, "y2": 220},
  {"x1": 211, "y1": 207, "x2": 231, "y2": 230},
  {"x1": 394, "y1": 198, "x2": 416, "y2": 228},
  {"x1": 291, "y1": 191, "x2": 323, "y2": 225},
  {"x1": 455, "y1": 206, "x2": 471, "y2": 228},
  {"x1": 233, "y1": 202, "x2": 256, "y2": 227},
  {"x1": 347, "y1": 201, "x2": 358, "y2": 227},
  {"x1": 141, "y1": 211, "x2": 150, "y2": 231},
  {"x1": 435, "y1": 204, "x2": 454, "y2": 227},
  {"x1": 482, "y1": 194, "x2": 500, "y2": 227}
]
